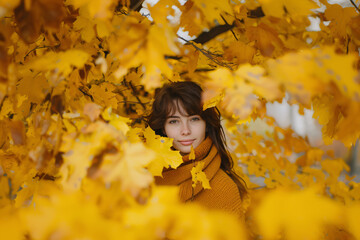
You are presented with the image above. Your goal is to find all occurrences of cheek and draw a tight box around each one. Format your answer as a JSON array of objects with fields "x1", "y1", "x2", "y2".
[
  {"x1": 164, "y1": 124, "x2": 177, "y2": 138},
  {"x1": 201, "y1": 123, "x2": 207, "y2": 137},
  {"x1": 196, "y1": 121, "x2": 206, "y2": 139}
]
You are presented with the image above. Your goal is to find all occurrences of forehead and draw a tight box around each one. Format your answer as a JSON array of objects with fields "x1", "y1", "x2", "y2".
[{"x1": 167, "y1": 100, "x2": 189, "y2": 117}]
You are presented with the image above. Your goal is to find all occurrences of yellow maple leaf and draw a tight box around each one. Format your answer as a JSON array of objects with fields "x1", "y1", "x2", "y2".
[
  {"x1": 254, "y1": 188, "x2": 342, "y2": 240},
  {"x1": 73, "y1": 7, "x2": 112, "y2": 42},
  {"x1": 144, "y1": 127, "x2": 182, "y2": 176},
  {"x1": 224, "y1": 41, "x2": 256, "y2": 65},
  {"x1": 15, "y1": 71, "x2": 49, "y2": 105},
  {"x1": 59, "y1": 121, "x2": 126, "y2": 191},
  {"x1": 206, "y1": 67, "x2": 258, "y2": 120},
  {"x1": 296, "y1": 148, "x2": 324, "y2": 167},
  {"x1": 16, "y1": 94, "x2": 27, "y2": 108},
  {"x1": 66, "y1": 0, "x2": 114, "y2": 19},
  {"x1": 109, "y1": 15, "x2": 179, "y2": 90},
  {"x1": 22, "y1": 191, "x2": 121, "y2": 240},
  {"x1": 73, "y1": 15, "x2": 96, "y2": 42},
  {"x1": 258, "y1": 0, "x2": 318, "y2": 18},
  {"x1": 146, "y1": 0, "x2": 180, "y2": 28},
  {"x1": 83, "y1": 103, "x2": 102, "y2": 122},
  {"x1": 124, "y1": 186, "x2": 246, "y2": 239},
  {"x1": 0, "y1": 175, "x2": 10, "y2": 207},
  {"x1": 0, "y1": 207, "x2": 24, "y2": 240},
  {"x1": 319, "y1": 49, "x2": 360, "y2": 98},
  {"x1": 180, "y1": 1, "x2": 205, "y2": 37},
  {"x1": 202, "y1": 91, "x2": 224, "y2": 110},
  {"x1": 193, "y1": 0, "x2": 232, "y2": 24},
  {"x1": 59, "y1": 135, "x2": 94, "y2": 191},
  {"x1": 321, "y1": 158, "x2": 350, "y2": 183},
  {"x1": 189, "y1": 145, "x2": 195, "y2": 160},
  {"x1": 25, "y1": 49, "x2": 90, "y2": 77},
  {"x1": 246, "y1": 23, "x2": 284, "y2": 57},
  {"x1": 235, "y1": 64, "x2": 282, "y2": 101},
  {"x1": 206, "y1": 64, "x2": 281, "y2": 120},
  {"x1": 100, "y1": 142, "x2": 155, "y2": 197},
  {"x1": 334, "y1": 102, "x2": 360, "y2": 147},
  {"x1": 345, "y1": 204, "x2": 360, "y2": 240},
  {"x1": 246, "y1": 156, "x2": 267, "y2": 178},
  {"x1": 89, "y1": 83, "x2": 119, "y2": 110},
  {"x1": 191, "y1": 162, "x2": 211, "y2": 189},
  {"x1": 267, "y1": 47, "x2": 360, "y2": 105},
  {"x1": 324, "y1": 4, "x2": 358, "y2": 39},
  {"x1": 297, "y1": 167, "x2": 326, "y2": 187}
]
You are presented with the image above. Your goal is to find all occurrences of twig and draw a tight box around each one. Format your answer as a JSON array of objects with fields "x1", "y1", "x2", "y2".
[
  {"x1": 179, "y1": 68, "x2": 215, "y2": 76},
  {"x1": 350, "y1": 0, "x2": 360, "y2": 13},
  {"x1": 0, "y1": 95, "x2": 8, "y2": 113},
  {"x1": 221, "y1": 15, "x2": 238, "y2": 41},
  {"x1": 129, "y1": 81, "x2": 146, "y2": 110},
  {"x1": 24, "y1": 45, "x2": 59, "y2": 60},
  {"x1": 249, "y1": 186, "x2": 267, "y2": 190},
  {"x1": 118, "y1": 100, "x2": 150, "y2": 105},
  {"x1": 177, "y1": 35, "x2": 233, "y2": 70},
  {"x1": 165, "y1": 55, "x2": 183, "y2": 60},
  {"x1": 116, "y1": 0, "x2": 145, "y2": 15},
  {"x1": 78, "y1": 86, "x2": 94, "y2": 102},
  {"x1": 112, "y1": 85, "x2": 141, "y2": 94},
  {"x1": 130, "y1": 0, "x2": 144, "y2": 12}
]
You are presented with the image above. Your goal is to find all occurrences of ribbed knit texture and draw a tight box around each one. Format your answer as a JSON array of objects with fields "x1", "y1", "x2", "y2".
[{"x1": 155, "y1": 137, "x2": 243, "y2": 217}]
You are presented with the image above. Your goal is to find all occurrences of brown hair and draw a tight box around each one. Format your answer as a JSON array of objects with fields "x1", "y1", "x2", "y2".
[{"x1": 147, "y1": 81, "x2": 247, "y2": 198}]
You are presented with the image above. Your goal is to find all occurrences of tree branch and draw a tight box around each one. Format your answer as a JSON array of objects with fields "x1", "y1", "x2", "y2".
[
  {"x1": 130, "y1": 0, "x2": 145, "y2": 12},
  {"x1": 178, "y1": 36, "x2": 233, "y2": 70},
  {"x1": 128, "y1": 81, "x2": 146, "y2": 110},
  {"x1": 116, "y1": 0, "x2": 144, "y2": 13},
  {"x1": 220, "y1": 15, "x2": 238, "y2": 41},
  {"x1": 192, "y1": 22, "x2": 235, "y2": 44},
  {"x1": 247, "y1": 7, "x2": 265, "y2": 18},
  {"x1": 349, "y1": 0, "x2": 360, "y2": 13},
  {"x1": 179, "y1": 68, "x2": 214, "y2": 76}
]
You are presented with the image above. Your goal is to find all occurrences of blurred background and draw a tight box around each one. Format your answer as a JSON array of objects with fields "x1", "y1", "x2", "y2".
[{"x1": 140, "y1": 0, "x2": 360, "y2": 181}]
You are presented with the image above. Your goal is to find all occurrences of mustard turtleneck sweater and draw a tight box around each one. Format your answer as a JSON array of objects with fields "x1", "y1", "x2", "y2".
[{"x1": 155, "y1": 137, "x2": 243, "y2": 217}]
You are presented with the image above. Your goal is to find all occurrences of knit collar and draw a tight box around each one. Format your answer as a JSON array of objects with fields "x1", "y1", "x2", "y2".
[
  {"x1": 182, "y1": 136, "x2": 213, "y2": 162},
  {"x1": 155, "y1": 137, "x2": 221, "y2": 201}
]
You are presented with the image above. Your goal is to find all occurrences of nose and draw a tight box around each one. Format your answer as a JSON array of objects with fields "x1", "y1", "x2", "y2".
[{"x1": 181, "y1": 122, "x2": 191, "y2": 136}]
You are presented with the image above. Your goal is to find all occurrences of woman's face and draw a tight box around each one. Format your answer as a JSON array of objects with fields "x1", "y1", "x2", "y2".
[{"x1": 164, "y1": 103, "x2": 206, "y2": 155}]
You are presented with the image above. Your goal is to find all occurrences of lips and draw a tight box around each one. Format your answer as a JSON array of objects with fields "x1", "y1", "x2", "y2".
[{"x1": 178, "y1": 140, "x2": 195, "y2": 146}]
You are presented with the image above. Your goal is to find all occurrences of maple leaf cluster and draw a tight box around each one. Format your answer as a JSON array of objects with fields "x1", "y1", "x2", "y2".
[{"x1": 1, "y1": 0, "x2": 360, "y2": 239}]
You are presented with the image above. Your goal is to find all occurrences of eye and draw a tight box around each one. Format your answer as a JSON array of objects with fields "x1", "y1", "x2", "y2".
[
  {"x1": 168, "y1": 119, "x2": 178, "y2": 124},
  {"x1": 190, "y1": 116, "x2": 200, "y2": 121}
]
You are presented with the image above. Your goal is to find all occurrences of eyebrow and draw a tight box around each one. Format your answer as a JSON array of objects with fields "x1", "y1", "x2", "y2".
[{"x1": 167, "y1": 114, "x2": 200, "y2": 119}]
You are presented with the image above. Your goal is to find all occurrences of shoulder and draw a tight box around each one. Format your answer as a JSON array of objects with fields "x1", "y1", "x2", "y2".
[{"x1": 212, "y1": 169, "x2": 242, "y2": 201}]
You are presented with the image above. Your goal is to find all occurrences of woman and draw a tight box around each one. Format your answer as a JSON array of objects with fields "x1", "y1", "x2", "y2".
[{"x1": 147, "y1": 81, "x2": 247, "y2": 217}]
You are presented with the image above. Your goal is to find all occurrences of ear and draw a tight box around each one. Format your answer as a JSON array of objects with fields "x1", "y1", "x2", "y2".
[{"x1": 162, "y1": 129, "x2": 167, "y2": 137}]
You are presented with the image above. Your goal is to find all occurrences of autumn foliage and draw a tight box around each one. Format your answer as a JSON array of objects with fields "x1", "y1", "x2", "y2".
[{"x1": 1, "y1": 0, "x2": 360, "y2": 239}]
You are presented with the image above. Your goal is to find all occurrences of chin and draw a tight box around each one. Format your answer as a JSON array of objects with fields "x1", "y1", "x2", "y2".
[
  {"x1": 174, "y1": 145, "x2": 191, "y2": 155},
  {"x1": 179, "y1": 148, "x2": 191, "y2": 155}
]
